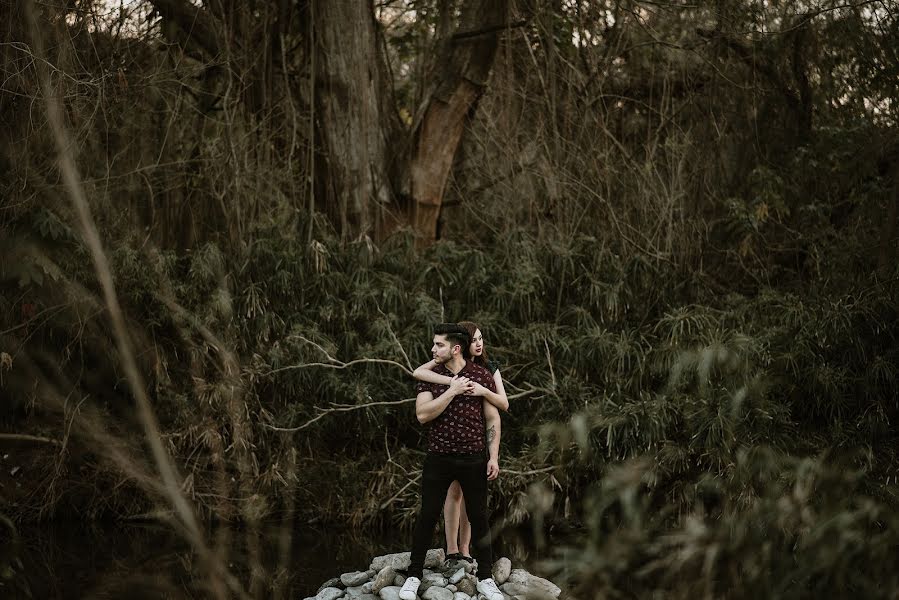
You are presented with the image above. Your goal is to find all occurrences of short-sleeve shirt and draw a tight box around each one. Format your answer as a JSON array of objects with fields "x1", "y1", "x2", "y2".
[{"x1": 415, "y1": 361, "x2": 497, "y2": 454}]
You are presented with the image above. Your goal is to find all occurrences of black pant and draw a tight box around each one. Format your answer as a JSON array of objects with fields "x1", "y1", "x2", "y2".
[{"x1": 408, "y1": 452, "x2": 493, "y2": 578}]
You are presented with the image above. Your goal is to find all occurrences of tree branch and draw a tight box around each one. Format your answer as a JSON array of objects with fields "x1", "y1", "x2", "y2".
[
  {"x1": 0, "y1": 433, "x2": 61, "y2": 445},
  {"x1": 267, "y1": 335, "x2": 413, "y2": 376},
  {"x1": 261, "y1": 397, "x2": 416, "y2": 433}
]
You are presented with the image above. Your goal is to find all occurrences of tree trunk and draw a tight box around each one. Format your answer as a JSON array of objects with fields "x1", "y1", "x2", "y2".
[
  {"x1": 409, "y1": 0, "x2": 510, "y2": 246},
  {"x1": 149, "y1": 0, "x2": 508, "y2": 246},
  {"x1": 313, "y1": 1, "x2": 398, "y2": 241}
]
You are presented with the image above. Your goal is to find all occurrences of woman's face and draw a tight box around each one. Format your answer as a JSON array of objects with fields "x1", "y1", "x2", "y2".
[{"x1": 469, "y1": 329, "x2": 484, "y2": 357}]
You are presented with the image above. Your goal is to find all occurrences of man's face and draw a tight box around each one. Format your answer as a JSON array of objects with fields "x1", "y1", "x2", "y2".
[{"x1": 431, "y1": 334, "x2": 458, "y2": 365}]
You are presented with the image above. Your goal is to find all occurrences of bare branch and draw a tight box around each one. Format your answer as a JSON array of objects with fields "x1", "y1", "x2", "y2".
[
  {"x1": 262, "y1": 398, "x2": 417, "y2": 433},
  {"x1": 0, "y1": 433, "x2": 61, "y2": 445},
  {"x1": 267, "y1": 335, "x2": 413, "y2": 376},
  {"x1": 379, "y1": 473, "x2": 421, "y2": 509}
]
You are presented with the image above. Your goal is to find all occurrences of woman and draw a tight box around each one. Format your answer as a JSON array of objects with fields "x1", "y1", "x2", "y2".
[{"x1": 412, "y1": 321, "x2": 509, "y2": 564}]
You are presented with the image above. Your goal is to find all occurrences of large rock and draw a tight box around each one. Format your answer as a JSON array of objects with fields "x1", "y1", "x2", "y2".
[
  {"x1": 500, "y1": 569, "x2": 562, "y2": 600},
  {"x1": 453, "y1": 593, "x2": 471, "y2": 600},
  {"x1": 371, "y1": 550, "x2": 445, "y2": 572},
  {"x1": 506, "y1": 569, "x2": 562, "y2": 598},
  {"x1": 378, "y1": 586, "x2": 403, "y2": 600},
  {"x1": 446, "y1": 585, "x2": 457, "y2": 593},
  {"x1": 314, "y1": 587, "x2": 346, "y2": 600},
  {"x1": 342, "y1": 571, "x2": 373, "y2": 587},
  {"x1": 372, "y1": 566, "x2": 397, "y2": 594},
  {"x1": 422, "y1": 587, "x2": 454, "y2": 600},
  {"x1": 421, "y1": 573, "x2": 448, "y2": 590},
  {"x1": 394, "y1": 575, "x2": 407, "y2": 587},
  {"x1": 456, "y1": 576, "x2": 477, "y2": 597},
  {"x1": 491, "y1": 558, "x2": 512, "y2": 586},
  {"x1": 346, "y1": 586, "x2": 367, "y2": 598}
]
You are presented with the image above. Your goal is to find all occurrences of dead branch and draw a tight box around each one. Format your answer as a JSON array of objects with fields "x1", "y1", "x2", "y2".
[
  {"x1": 262, "y1": 397, "x2": 417, "y2": 433},
  {"x1": 379, "y1": 472, "x2": 421, "y2": 509},
  {"x1": 267, "y1": 335, "x2": 413, "y2": 376},
  {"x1": 0, "y1": 433, "x2": 62, "y2": 445},
  {"x1": 503, "y1": 466, "x2": 558, "y2": 476}
]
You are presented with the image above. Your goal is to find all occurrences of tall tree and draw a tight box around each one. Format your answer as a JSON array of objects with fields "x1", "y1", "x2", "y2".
[
  {"x1": 407, "y1": 0, "x2": 510, "y2": 245},
  {"x1": 147, "y1": 0, "x2": 511, "y2": 245}
]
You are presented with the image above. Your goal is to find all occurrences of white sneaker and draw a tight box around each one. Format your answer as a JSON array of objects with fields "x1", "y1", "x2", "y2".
[
  {"x1": 399, "y1": 576, "x2": 421, "y2": 600},
  {"x1": 476, "y1": 577, "x2": 503, "y2": 600}
]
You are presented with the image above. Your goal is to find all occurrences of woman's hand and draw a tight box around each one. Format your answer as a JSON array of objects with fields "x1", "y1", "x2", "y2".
[
  {"x1": 448, "y1": 375, "x2": 473, "y2": 396},
  {"x1": 468, "y1": 382, "x2": 489, "y2": 396}
]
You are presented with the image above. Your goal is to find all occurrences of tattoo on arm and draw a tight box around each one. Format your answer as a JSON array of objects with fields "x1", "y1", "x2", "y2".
[{"x1": 486, "y1": 425, "x2": 496, "y2": 444}]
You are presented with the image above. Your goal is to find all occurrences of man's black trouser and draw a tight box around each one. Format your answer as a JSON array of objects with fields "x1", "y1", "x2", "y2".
[{"x1": 408, "y1": 452, "x2": 493, "y2": 579}]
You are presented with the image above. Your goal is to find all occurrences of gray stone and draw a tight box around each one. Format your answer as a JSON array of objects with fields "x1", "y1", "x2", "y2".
[
  {"x1": 443, "y1": 558, "x2": 476, "y2": 577},
  {"x1": 362, "y1": 582, "x2": 375, "y2": 594},
  {"x1": 505, "y1": 570, "x2": 561, "y2": 598},
  {"x1": 378, "y1": 586, "x2": 403, "y2": 600},
  {"x1": 373, "y1": 567, "x2": 397, "y2": 594},
  {"x1": 453, "y1": 593, "x2": 471, "y2": 600},
  {"x1": 320, "y1": 578, "x2": 344, "y2": 592},
  {"x1": 491, "y1": 558, "x2": 512, "y2": 586},
  {"x1": 422, "y1": 574, "x2": 448, "y2": 588},
  {"x1": 456, "y1": 576, "x2": 477, "y2": 597},
  {"x1": 449, "y1": 569, "x2": 466, "y2": 585},
  {"x1": 394, "y1": 575, "x2": 406, "y2": 587},
  {"x1": 346, "y1": 586, "x2": 366, "y2": 598},
  {"x1": 446, "y1": 585, "x2": 457, "y2": 593},
  {"x1": 422, "y1": 587, "x2": 454, "y2": 600},
  {"x1": 361, "y1": 595, "x2": 379, "y2": 600},
  {"x1": 316, "y1": 587, "x2": 346, "y2": 600},
  {"x1": 371, "y1": 550, "x2": 445, "y2": 572},
  {"x1": 500, "y1": 584, "x2": 539, "y2": 600},
  {"x1": 342, "y1": 572, "x2": 372, "y2": 587}
]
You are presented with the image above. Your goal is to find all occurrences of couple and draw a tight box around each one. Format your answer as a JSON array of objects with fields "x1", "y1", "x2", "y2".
[{"x1": 400, "y1": 322, "x2": 509, "y2": 600}]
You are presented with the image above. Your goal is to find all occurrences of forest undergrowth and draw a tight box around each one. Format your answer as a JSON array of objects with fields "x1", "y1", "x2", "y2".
[
  {"x1": 3, "y1": 204, "x2": 898, "y2": 596},
  {"x1": 2, "y1": 1, "x2": 899, "y2": 597}
]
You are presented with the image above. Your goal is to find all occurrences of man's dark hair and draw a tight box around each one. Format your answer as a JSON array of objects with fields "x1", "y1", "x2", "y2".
[{"x1": 434, "y1": 322, "x2": 470, "y2": 352}]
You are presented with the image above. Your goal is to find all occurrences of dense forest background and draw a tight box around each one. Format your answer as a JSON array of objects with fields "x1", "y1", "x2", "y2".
[{"x1": 2, "y1": 0, "x2": 898, "y2": 597}]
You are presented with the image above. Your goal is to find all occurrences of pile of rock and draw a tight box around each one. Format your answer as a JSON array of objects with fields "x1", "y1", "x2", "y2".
[{"x1": 305, "y1": 549, "x2": 562, "y2": 600}]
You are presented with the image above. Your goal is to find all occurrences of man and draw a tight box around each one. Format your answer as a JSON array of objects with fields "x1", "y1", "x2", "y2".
[{"x1": 400, "y1": 323, "x2": 504, "y2": 600}]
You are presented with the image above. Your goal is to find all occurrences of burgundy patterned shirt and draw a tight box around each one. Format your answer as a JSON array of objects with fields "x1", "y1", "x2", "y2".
[{"x1": 415, "y1": 361, "x2": 498, "y2": 454}]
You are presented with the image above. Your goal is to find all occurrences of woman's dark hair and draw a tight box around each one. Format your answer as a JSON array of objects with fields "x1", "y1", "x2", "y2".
[{"x1": 458, "y1": 321, "x2": 489, "y2": 368}]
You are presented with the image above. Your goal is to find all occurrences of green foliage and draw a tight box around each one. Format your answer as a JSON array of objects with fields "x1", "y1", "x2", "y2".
[{"x1": 2, "y1": 1, "x2": 898, "y2": 596}]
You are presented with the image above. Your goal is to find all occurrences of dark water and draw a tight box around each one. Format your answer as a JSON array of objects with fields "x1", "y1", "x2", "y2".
[{"x1": 13, "y1": 520, "x2": 567, "y2": 599}]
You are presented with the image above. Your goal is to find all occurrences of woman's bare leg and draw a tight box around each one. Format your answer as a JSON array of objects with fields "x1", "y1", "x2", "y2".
[
  {"x1": 443, "y1": 481, "x2": 464, "y2": 554},
  {"x1": 458, "y1": 495, "x2": 472, "y2": 557}
]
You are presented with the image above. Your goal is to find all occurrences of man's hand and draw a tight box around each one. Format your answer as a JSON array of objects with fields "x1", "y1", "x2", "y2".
[
  {"x1": 448, "y1": 375, "x2": 473, "y2": 396},
  {"x1": 486, "y1": 458, "x2": 499, "y2": 480}
]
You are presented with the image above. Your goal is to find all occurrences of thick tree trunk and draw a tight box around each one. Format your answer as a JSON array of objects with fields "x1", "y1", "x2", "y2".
[
  {"x1": 148, "y1": 0, "x2": 507, "y2": 246},
  {"x1": 313, "y1": 1, "x2": 398, "y2": 241},
  {"x1": 410, "y1": 0, "x2": 510, "y2": 246}
]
